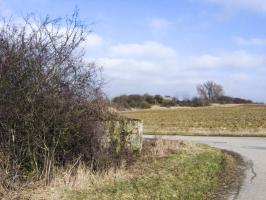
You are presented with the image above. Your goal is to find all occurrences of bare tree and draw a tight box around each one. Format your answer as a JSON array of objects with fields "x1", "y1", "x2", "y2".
[{"x1": 197, "y1": 81, "x2": 224, "y2": 102}]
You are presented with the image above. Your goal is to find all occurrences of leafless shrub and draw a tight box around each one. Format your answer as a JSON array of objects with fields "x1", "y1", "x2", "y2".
[{"x1": 0, "y1": 10, "x2": 115, "y2": 188}]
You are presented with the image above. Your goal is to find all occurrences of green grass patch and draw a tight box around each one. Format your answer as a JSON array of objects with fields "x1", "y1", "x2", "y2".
[{"x1": 68, "y1": 146, "x2": 237, "y2": 200}]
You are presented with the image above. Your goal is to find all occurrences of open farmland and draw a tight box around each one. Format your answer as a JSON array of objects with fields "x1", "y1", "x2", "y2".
[{"x1": 122, "y1": 104, "x2": 266, "y2": 136}]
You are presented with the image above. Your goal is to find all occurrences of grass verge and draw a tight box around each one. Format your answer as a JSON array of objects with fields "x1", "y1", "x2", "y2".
[{"x1": 27, "y1": 140, "x2": 241, "y2": 200}]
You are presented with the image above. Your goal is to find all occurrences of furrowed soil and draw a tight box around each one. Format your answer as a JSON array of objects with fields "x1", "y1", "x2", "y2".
[{"x1": 122, "y1": 104, "x2": 266, "y2": 136}]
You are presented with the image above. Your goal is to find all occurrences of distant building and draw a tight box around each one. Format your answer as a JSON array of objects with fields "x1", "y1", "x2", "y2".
[{"x1": 162, "y1": 95, "x2": 174, "y2": 101}]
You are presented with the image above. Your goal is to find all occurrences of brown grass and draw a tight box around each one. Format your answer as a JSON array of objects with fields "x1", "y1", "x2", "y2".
[
  {"x1": 22, "y1": 166, "x2": 129, "y2": 200},
  {"x1": 142, "y1": 138, "x2": 192, "y2": 157},
  {"x1": 122, "y1": 104, "x2": 266, "y2": 136}
]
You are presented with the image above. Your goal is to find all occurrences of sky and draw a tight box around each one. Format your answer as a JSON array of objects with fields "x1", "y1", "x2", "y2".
[{"x1": 0, "y1": 0, "x2": 266, "y2": 102}]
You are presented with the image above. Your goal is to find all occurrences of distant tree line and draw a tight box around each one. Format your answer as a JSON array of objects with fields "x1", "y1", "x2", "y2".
[
  {"x1": 112, "y1": 94, "x2": 177, "y2": 109},
  {"x1": 112, "y1": 81, "x2": 254, "y2": 110},
  {"x1": 196, "y1": 81, "x2": 253, "y2": 104}
]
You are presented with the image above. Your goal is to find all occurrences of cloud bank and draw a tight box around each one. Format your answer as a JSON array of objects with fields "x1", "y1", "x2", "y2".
[{"x1": 88, "y1": 38, "x2": 266, "y2": 101}]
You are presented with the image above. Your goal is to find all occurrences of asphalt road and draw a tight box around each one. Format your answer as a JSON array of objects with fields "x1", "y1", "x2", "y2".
[{"x1": 144, "y1": 135, "x2": 266, "y2": 200}]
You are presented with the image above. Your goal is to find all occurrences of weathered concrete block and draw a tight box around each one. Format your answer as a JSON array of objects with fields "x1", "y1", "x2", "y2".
[{"x1": 105, "y1": 119, "x2": 143, "y2": 155}]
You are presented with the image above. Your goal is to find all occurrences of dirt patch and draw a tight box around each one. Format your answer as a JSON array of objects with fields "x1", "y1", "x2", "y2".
[{"x1": 215, "y1": 150, "x2": 247, "y2": 200}]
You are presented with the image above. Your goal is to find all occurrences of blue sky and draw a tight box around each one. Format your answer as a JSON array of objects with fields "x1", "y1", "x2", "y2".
[{"x1": 1, "y1": 0, "x2": 266, "y2": 102}]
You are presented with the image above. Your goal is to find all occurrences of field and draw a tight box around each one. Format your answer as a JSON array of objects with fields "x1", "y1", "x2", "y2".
[
  {"x1": 122, "y1": 104, "x2": 266, "y2": 136},
  {"x1": 28, "y1": 140, "x2": 239, "y2": 200}
]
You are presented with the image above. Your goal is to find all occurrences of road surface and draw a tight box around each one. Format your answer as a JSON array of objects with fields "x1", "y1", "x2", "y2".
[{"x1": 144, "y1": 135, "x2": 266, "y2": 200}]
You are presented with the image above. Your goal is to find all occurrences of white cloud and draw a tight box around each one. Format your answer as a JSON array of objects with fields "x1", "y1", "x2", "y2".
[
  {"x1": 87, "y1": 40, "x2": 266, "y2": 101},
  {"x1": 234, "y1": 37, "x2": 266, "y2": 46},
  {"x1": 99, "y1": 58, "x2": 158, "y2": 76},
  {"x1": 80, "y1": 41, "x2": 180, "y2": 96},
  {"x1": 188, "y1": 54, "x2": 222, "y2": 69},
  {"x1": 96, "y1": 42, "x2": 180, "y2": 96},
  {"x1": 84, "y1": 33, "x2": 103, "y2": 49},
  {"x1": 188, "y1": 51, "x2": 265, "y2": 69},
  {"x1": 230, "y1": 73, "x2": 250, "y2": 81},
  {"x1": 205, "y1": 0, "x2": 266, "y2": 12},
  {"x1": 109, "y1": 41, "x2": 177, "y2": 61},
  {"x1": 149, "y1": 18, "x2": 172, "y2": 30},
  {"x1": 223, "y1": 51, "x2": 265, "y2": 68}
]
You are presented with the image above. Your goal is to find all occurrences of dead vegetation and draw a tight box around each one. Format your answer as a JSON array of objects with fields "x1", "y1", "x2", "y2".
[
  {"x1": 142, "y1": 138, "x2": 188, "y2": 157},
  {"x1": 24, "y1": 166, "x2": 130, "y2": 200}
]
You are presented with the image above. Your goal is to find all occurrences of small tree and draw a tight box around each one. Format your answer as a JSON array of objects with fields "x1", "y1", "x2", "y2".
[{"x1": 197, "y1": 81, "x2": 224, "y2": 102}]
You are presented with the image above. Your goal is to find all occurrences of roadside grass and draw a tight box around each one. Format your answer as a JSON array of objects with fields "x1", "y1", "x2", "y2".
[
  {"x1": 122, "y1": 104, "x2": 266, "y2": 136},
  {"x1": 28, "y1": 140, "x2": 239, "y2": 200}
]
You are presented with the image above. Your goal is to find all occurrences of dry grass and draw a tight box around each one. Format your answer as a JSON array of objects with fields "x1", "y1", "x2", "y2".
[
  {"x1": 26, "y1": 140, "x2": 184, "y2": 199},
  {"x1": 142, "y1": 138, "x2": 196, "y2": 157},
  {"x1": 122, "y1": 104, "x2": 266, "y2": 136},
  {"x1": 1, "y1": 140, "x2": 182, "y2": 200},
  {"x1": 0, "y1": 185, "x2": 21, "y2": 200},
  {"x1": 19, "y1": 139, "x2": 239, "y2": 200},
  {"x1": 23, "y1": 166, "x2": 130, "y2": 200}
]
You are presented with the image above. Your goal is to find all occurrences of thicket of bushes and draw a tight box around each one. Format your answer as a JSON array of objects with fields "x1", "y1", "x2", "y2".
[
  {"x1": 0, "y1": 12, "x2": 130, "y2": 192},
  {"x1": 178, "y1": 96, "x2": 253, "y2": 107},
  {"x1": 112, "y1": 94, "x2": 254, "y2": 110},
  {"x1": 216, "y1": 96, "x2": 253, "y2": 104},
  {"x1": 112, "y1": 94, "x2": 178, "y2": 109}
]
